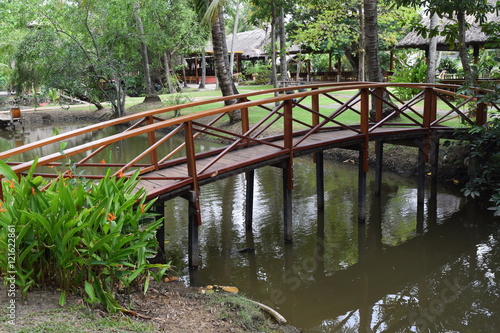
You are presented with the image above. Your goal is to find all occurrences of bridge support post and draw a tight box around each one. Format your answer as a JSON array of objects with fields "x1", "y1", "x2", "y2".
[
  {"x1": 153, "y1": 202, "x2": 166, "y2": 263},
  {"x1": 374, "y1": 141, "x2": 384, "y2": 196},
  {"x1": 184, "y1": 190, "x2": 200, "y2": 269},
  {"x1": 417, "y1": 143, "x2": 426, "y2": 205},
  {"x1": 429, "y1": 135, "x2": 440, "y2": 199},
  {"x1": 358, "y1": 147, "x2": 367, "y2": 223},
  {"x1": 283, "y1": 161, "x2": 293, "y2": 242},
  {"x1": 316, "y1": 152, "x2": 325, "y2": 212},
  {"x1": 245, "y1": 170, "x2": 255, "y2": 229}
]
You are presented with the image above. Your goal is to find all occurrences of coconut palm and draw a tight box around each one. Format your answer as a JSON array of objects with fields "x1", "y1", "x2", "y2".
[{"x1": 198, "y1": 0, "x2": 240, "y2": 123}]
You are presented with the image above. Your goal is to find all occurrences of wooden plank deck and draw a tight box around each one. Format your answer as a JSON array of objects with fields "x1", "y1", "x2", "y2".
[{"x1": 136, "y1": 127, "x2": 427, "y2": 201}]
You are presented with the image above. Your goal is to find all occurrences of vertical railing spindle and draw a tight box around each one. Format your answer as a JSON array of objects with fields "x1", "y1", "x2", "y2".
[{"x1": 147, "y1": 116, "x2": 159, "y2": 170}]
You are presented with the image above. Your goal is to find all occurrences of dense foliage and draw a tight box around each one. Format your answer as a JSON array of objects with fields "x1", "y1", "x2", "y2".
[
  {"x1": 460, "y1": 117, "x2": 500, "y2": 215},
  {"x1": 0, "y1": 161, "x2": 169, "y2": 312},
  {"x1": 390, "y1": 57, "x2": 427, "y2": 100},
  {"x1": 2, "y1": 0, "x2": 204, "y2": 116}
]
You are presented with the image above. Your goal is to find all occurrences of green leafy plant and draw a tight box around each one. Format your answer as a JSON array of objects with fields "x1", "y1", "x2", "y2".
[
  {"x1": 0, "y1": 161, "x2": 169, "y2": 312},
  {"x1": 437, "y1": 56, "x2": 460, "y2": 75},
  {"x1": 456, "y1": 117, "x2": 500, "y2": 215},
  {"x1": 46, "y1": 88, "x2": 60, "y2": 103},
  {"x1": 163, "y1": 93, "x2": 193, "y2": 117},
  {"x1": 390, "y1": 57, "x2": 427, "y2": 101},
  {"x1": 243, "y1": 61, "x2": 271, "y2": 85}
]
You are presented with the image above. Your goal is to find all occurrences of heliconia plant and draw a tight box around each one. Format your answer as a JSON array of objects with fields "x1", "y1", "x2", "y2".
[{"x1": 0, "y1": 160, "x2": 169, "y2": 312}]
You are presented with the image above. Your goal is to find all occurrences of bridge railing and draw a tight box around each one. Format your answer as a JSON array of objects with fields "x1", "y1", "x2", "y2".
[{"x1": 0, "y1": 82, "x2": 496, "y2": 195}]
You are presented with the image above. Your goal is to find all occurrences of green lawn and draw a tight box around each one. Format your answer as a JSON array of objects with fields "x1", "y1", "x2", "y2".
[
  {"x1": 154, "y1": 85, "x2": 477, "y2": 130},
  {"x1": 30, "y1": 84, "x2": 478, "y2": 130}
]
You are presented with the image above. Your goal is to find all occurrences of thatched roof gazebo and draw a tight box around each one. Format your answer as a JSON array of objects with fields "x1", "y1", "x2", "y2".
[
  {"x1": 184, "y1": 28, "x2": 301, "y2": 84},
  {"x1": 397, "y1": 13, "x2": 500, "y2": 64}
]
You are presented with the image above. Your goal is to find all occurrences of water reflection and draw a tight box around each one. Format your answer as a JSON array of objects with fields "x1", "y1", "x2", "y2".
[{"x1": 164, "y1": 157, "x2": 499, "y2": 332}]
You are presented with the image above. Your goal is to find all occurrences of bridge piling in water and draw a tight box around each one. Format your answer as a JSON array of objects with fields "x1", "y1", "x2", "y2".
[
  {"x1": 182, "y1": 190, "x2": 200, "y2": 268},
  {"x1": 316, "y1": 152, "x2": 325, "y2": 212},
  {"x1": 358, "y1": 146, "x2": 367, "y2": 223},
  {"x1": 417, "y1": 144, "x2": 427, "y2": 204},
  {"x1": 374, "y1": 141, "x2": 384, "y2": 196},
  {"x1": 245, "y1": 170, "x2": 255, "y2": 229},
  {"x1": 283, "y1": 161, "x2": 294, "y2": 243}
]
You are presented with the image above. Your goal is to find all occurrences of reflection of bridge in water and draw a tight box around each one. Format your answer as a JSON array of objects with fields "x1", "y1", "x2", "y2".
[
  {"x1": 0, "y1": 82, "x2": 496, "y2": 267},
  {"x1": 187, "y1": 181, "x2": 486, "y2": 331}
]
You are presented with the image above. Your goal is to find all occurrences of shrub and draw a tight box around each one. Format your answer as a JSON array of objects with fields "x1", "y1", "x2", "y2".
[
  {"x1": 458, "y1": 118, "x2": 500, "y2": 216},
  {"x1": 244, "y1": 62, "x2": 271, "y2": 85},
  {"x1": 390, "y1": 57, "x2": 427, "y2": 101},
  {"x1": 0, "y1": 161, "x2": 169, "y2": 312},
  {"x1": 438, "y1": 56, "x2": 460, "y2": 74}
]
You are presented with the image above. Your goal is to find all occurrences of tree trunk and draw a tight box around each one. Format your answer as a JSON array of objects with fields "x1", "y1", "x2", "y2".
[
  {"x1": 271, "y1": 5, "x2": 278, "y2": 88},
  {"x1": 457, "y1": 10, "x2": 474, "y2": 86},
  {"x1": 164, "y1": 51, "x2": 174, "y2": 93},
  {"x1": 198, "y1": 49, "x2": 207, "y2": 89},
  {"x1": 112, "y1": 73, "x2": 126, "y2": 118},
  {"x1": 358, "y1": 1, "x2": 365, "y2": 81},
  {"x1": 134, "y1": 2, "x2": 160, "y2": 103},
  {"x1": 182, "y1": 57, "x2": 188, "y2": 88},
  {"x1": 229, "y1": 3, "x2": 240, "y2": 75},
  {"x1": 212, "y1": 11, "x2": 235, "y2": 97},
  {"x1": 364, "y1": 0, "x2": 393, "y2": 117},
  {"x1": 364, "y1": 0, "x2": 383, "y2": 83},
  {"x1": 211, "y1": 8, "x2": 240, "y2": 123},
  {"x1": 279, "y1": 6, "x2": 288, "y2": 81},
  {"x1": 426, "y1": 13, "x2": 438, "y2": 83}
]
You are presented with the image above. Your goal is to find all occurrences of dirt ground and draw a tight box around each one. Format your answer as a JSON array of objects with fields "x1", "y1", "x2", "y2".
[{"x1": 0, "y1": 281, "x2": 297, "y2": 333}]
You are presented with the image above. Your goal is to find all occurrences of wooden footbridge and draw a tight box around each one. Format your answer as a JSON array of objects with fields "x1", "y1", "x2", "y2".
[{"x1": 0, "y1": 82, "x2": 496, "y2": 267}]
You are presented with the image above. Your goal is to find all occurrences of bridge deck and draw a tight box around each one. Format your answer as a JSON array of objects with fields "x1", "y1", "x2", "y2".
[{"x1": 137, "y1": 127, "x2": 428, "y2": 201}]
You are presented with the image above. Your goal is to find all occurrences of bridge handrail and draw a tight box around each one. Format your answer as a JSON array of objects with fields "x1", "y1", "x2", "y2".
[{"x1": 0, "y1": 82, "x2": 494, "y2": 181}]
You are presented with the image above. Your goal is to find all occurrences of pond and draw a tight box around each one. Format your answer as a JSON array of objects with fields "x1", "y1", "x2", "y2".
[
  {"x1": 163, "y1": 157, "x2": 499, "y2": 332},
  {"x1": 1, "y1": 124, "x2": 499, "y2": 332}
]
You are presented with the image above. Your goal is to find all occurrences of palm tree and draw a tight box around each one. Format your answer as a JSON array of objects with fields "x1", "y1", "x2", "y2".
[
  {"x1": 199, "y1": 0, "x2": 241, "y2": 123},
  {"x1": 364, "y1": 0, "x2": 383, "y2": 83}
]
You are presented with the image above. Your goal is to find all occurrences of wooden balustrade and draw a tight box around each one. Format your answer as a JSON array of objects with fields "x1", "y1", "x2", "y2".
[{"x1": 0, "y1": 82, "x2": 495, "y2": 186}]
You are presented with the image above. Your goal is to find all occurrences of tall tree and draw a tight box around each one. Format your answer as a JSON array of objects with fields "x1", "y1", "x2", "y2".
[
  {"x1": 248, "y1": 0, "x2": 292, "y2": 85},
  {"x1": 229, "y1": 2, "x2": 240, "y2": 75},
  {"x1": 278, "y1": 6, "x2": 288, "y2": 80},
  {"x1": 426, "y1": 13, "x2": 439, "y2": 83},
  {"x1": 133, "y1": 1, "x2": 160, "y2": 103},
  {"x1": 289, "y1": 0, "x2": 416, "y2": 80},
  {"x1": 364, "y1": 0, "x2": 383, "y2": 83},
  {"x1": 200, "y1": 0, "x2": 240, "y2": 123},
  {"x1": 137, "y1": 0, "x2": 205, "y2": 94}
]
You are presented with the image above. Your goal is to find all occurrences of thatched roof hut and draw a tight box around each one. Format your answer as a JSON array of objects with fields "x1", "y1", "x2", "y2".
[
  {"x1": 205, "y1": 28, "x2": 301, "y2": 59},
  {"x1": 397, "y1": 13, "x2": 500, "y2": 51},
  {"x1": 183, "y1": 28, "x2": 302, "y2": 84}
]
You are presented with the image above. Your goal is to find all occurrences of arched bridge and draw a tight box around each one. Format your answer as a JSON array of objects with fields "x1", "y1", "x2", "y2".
[{"x1": 0, "y1": 82, "x2": 496, "y2": 266}]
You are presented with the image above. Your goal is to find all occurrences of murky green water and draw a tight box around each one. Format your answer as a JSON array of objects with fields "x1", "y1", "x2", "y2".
[
  {"x1": 163, "y1": 158, "x2": 499, "y2": 332},
  {"x1": 2, "y1": 124, "x2": 499, "y2": 332}
]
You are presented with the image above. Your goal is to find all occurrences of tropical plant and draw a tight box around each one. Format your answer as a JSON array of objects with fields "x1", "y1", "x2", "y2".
[
  {"x1": 458, "y1": 117, "x2": 500, "y2": 216},
  {"x1": 46, "y1": 88, "x2": 60, "y2": 103},
  {"x1": 0, "y1": 161, "x2": 169, "y2": 312},
  {"x1": 438, "y1": 56, "x2": 461, "y2": 74},
  {"x1": 244, "y1": 62, "x2": 271, "y2": 85},
  {"x1": 390, "y1": 57, "x2": 428, "y2": 100},
  {"x1": 197, "y1": 0, "x2": 241, "y2": 123}
]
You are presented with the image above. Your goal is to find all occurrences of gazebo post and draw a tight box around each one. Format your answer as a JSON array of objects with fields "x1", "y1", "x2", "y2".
[{"x1": 473, "y1": 45, "x2": 480, "y2": 65}]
